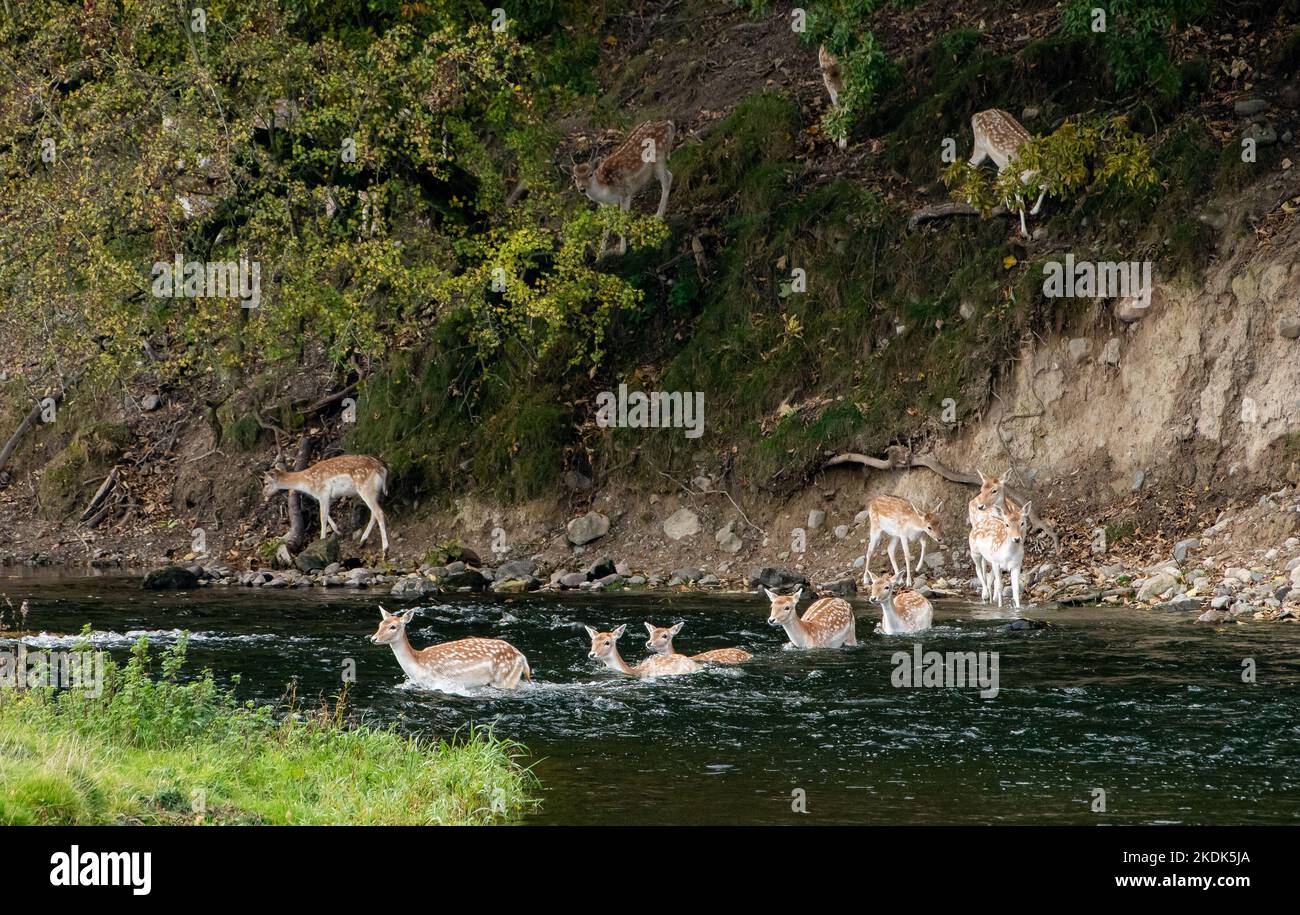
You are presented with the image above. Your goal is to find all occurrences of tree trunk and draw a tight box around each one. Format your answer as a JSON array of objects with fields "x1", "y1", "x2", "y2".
[
  {"x1": 0, "y1": 397, "x2": 53, "y2": 477},
  {"x1": 282, "y1": 434, "x2": 316, "y2": 551}
]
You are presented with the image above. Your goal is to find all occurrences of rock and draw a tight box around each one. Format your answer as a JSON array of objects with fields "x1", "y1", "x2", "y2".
[
  {"x1": 1278, "y1": 316, "x2": 1300, "y2": 339},
  {"x1": 715, "y1": 522, "x2": 743, "y2": 554},
  {"x1": 1138, "y1": 572, "x2": 1177, "y2": 601},
  {"x1": 1057, "y1": 573, "x2": 1089, "y2": 588},
  {"x1": 142, "y1": 565, "x2": 200, "y2": 590},
  {"x1": 1173, "y1": 538, "x2": 1199, "y2": 563},
  {"x1": 1155, "y1": 598, "x2": 1202, "y2": 612},
  {"x1": 1195, "y1": 609, "x2": 1231, "y2": 624},
  {"x1": 997, "y1": 618, "x2": 1049, "y2": 633},
  {"x1": 663, "y1": 508, "x2": 701, "y2": 541},
  {"x1": 1020, "y1": 106, "x2": 1040, "y2": 122},
  {"x1": 1210, "y1": 594, "x2": 1233, "y2": 610},
  {"x1": 628, "y1": 575, "x2": 647, "y2": 586},
  {"x1": 389, "y1": 576, "x2": 436, "y2": 599},
  {"x1": 344, "y1": 568, "x2": 374, "y2": 587},
  {"x1": 854, "y1": 509, "x2": 870, "y2": 526},
  {"x1": 747, "y1": 566, "x2": 810, "y2": 592},
  {"x1": 559, "y1": 572, "x2": 587, "y2": 589},
  {"x1": 698, "y1": 573, "x2": 719, "y2": 587},
  {"x1": 595, "y1": 573, "x2": 625, "y2": 590},
  {"x1": 819, "y1": 578, "x2": 857, "y2": 598},
  {"x1": 294, "y1": 537, "x2": 340, "y2": 573},
  {"x1": 1114, "y1": 295, "x2": 1149, "y2": 323},
  {"x1": 440, "y1": 568, "x2": 488, "y2": 591},
  {"x1": 1225, "y1": 567, "x2": 1253, "y2": 583},
  {"x1": 566, "y1": 511, "x2": 610, "y2": 546},
  {"x1": 492, "y1": 576, "x2": 536, "y2": 594},
  {"x1": 807, "y1": 509, "x2": 826, "y2": 530},
  {"x1": 1290, "y1": 565, "x2": 1300, "y2": 589},
  {"x1": 615, "y1": 561, "x2": 632, "y2": 576},
  {"x1": 833, "y1": 524, "x2": 850, "y2": 540},
  {"x1": 141, "y1": 393, "x2": 162, "y2": 412},
  {"x1": 1100, "y1": 337, "x2": 1120, "y2": 366},
  {"x1": 668, "y1": 568, "x2": 703, "y2": 586},
  {"x1": 587, "y1": 557, "x2": 616, "y2": 579},
  {"x1": 1067, "y1": 337, "x2": 1091, "y2": 365},
  {"x1": 1130, "y1": 469, "x2": 1145, "y2": 492},
  {"x1": 563, "y1": 469, "x2": 593, "y2": 492},
  {"x1": 495, "y1": 558, "x2": 538, "y2": 581},
  {"x1": 1233, "y1": 98, "x2": 1271, "y2": 117},
  {"x1": 1243, "y1": 121, "x2": 1278, "y2": 146}
]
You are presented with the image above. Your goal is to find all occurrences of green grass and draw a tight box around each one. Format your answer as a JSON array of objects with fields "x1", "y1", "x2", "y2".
[{"x1": 0, "y1": 634, "x2": 537, "y2": 825}]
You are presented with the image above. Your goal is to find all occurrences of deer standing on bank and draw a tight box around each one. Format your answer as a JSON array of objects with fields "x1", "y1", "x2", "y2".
[
  {"x1": 864, "y1": 495, "x2": 944, "y2": 588},
  {"x1": 643, "y1": 621, "x2": 752, "y2": 665},
  {"x1": 765, "y1": 588, "x2": 856, "y2": 649},
  {"x1": 571, "y1": 120, "x2": 675, "y2": 255},
  {"x1": 967, "y1": 108, "x2": 1047, "y2": 237},
  {"x1": 866, "y1": 570, "x2": 934, "y2": 635},
  {"x1": 818, "y1": 45, "x2": 847, "y2": 150},
  {"x1": 968, "y1": 468, "x2": 1058, "y2": 553},
  {"x1": 585, "y1": 624, "x2": 701, "y2": 678},
  {"x1": 968, "y1": 501, "x2": 1033, "y2": 608},
  {"x1": 370, "y1": 607, "x2": 531, "y2": 690},
  {"x1": 263, "y1": 454, "x2": 390, "y2": 553}
]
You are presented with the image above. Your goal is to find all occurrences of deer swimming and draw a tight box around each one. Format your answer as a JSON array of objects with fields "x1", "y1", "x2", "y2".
[
  {"x1": 968, "y1": 501, "x2": 1033, "y2": 608},
  {"x1": 643, "y1": 621, "x2": 752, "y2": 665},
  {"x1": 818, "y1": 45, "x2": 847, "y2": 150},
  {"x1": 585, "y1": 624, "x2": 701, "y2": 678},
  {"x1": 864, "y1": 495, "x2": 944, "y2": 588},
  {"x1": 967, "y1": 108, "x2": 1047, "y2": 237},
  {"x1": 765, "y1": 588, "x2": 856, "y2": 649},
  {"x1": 571, "y1": 120, "x2": 675, "y2": 254},
  {"x1": 370, "y1": 606, "x2": 531, "y2": 690},
  {"x1": 262, "y1": 454, "x2": 389, "y2": 553},
  {"x1": 866, "y1": 570, "x2": 934, "y2": 635}
]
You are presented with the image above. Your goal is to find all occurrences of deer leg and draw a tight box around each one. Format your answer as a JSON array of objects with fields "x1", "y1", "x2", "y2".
[
  {"x1": 863, "y1": 528, "x2": 882, "y2": 584},
  {"x1": 1011, "y1": 566, "x2": 1022, "y2": 608},
  {"x1": 887, "y1": 538, "x2": 900, "y2": 577},
  {"x1": 900, "y1": 538, "x2": 914, "y2": 587},
  {"x1": 318, "y1": 498, "x2": 330, "y2": 541},
  {"x1": 1030, "y1": 186, "x2": 1047, "y2": 216},
  {"x1": 993, "y1": 565, "x2": 1004, "y2": 608},
  {"x1": 617, "y1": 196, "x2": 630, "y2": 254},
  {"x1": 1019, "y1": 207, "x2": 1030, "y2": 238},
  {"x1": 655, "y1": 163, "x2": 672, "y2": 218},
  {"x1": 967, "y1": 141, "x2": 988, "y2": 167},
  {"x1": 969, "y1": 547, "x2": 985, "y2": 599},
  {"x1": 915, "y1": 538, "x2": 927, "y2": 574}
]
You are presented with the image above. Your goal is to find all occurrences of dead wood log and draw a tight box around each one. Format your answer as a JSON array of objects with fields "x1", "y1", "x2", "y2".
[
  {"x1": 907, "y1": 202, "x2": 1010, "y2": 231},
  {"x1": 0, "y1": 396, "x2": 55, "y2": 476},
  {"x1": 275, "y1": 434, "x2": 316, "y2": 563},
  {"x1": 80, "y1": 467, "x2": 119, "y2": 523}
]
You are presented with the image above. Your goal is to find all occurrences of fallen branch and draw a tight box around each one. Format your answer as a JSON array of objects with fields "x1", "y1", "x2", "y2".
[
  {"x1": 1053, "y1": 586, "x2": 1134, "y2": 605},
  {"x1": 0, "y1": 396, "x2": 55, "y2": 477},
  {"x1": 907, "y1": 202, "x2": 1010, "y2": 231},
  {"x1": 79, "y1": 467, "x2": 119, "y2": 523},
  {"x1": 277, "y1": 434, "x2": 316, "y2": 562}
]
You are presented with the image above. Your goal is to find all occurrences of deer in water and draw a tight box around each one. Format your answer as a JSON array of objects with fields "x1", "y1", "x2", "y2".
[
  {"x1": 866, "y1": 570, "x2": 933, "y2": 635},
  {"x1": 585, "y1": 624, "x2": 701, "y2": 678},
  {"x1": 571, "y1": 120, "x2": 675, "y2": 255},
  {"x1": 818, "y1": 45, "x2": 847, "y2": 150},
  {"x1": 968, "y1": 500, "x2": 1033, "y2": 608},
  {"x1": 764, "y1": 588, "x2": 856, "y2": 649},
  {"x1": 864, "y1": 495, "x2": 944, "y2": 588},
  {"x1": 967, "y1": 108, "x2": 1047, "y2": 237},
  {"x1": 262, "y1": 454, "x2": 389, "y2": 554},
  {"x1": 643, "y1": 621, "x2": 752, "y2": 665},
  {"x1": 370, "y1": 606, "x2": 531, "y2": 690},
  {"x1": 968, "y1": 468, "x2": 1058, "y2": 552}
]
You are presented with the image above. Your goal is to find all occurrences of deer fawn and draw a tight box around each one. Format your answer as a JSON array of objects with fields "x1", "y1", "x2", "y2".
[
  {"x1": 643, "y1": 621, "x2": 752, "y2": 665},
  {"x1": 585, "y1": 624, "x2": 701, "y2": 678},
  {"x1": 968, "y1": 501, "x2": 1033, "y2": 608},
  {"x1": 967, "y1": 109, "x2": 1047, "y2": 237},
  {"x1": 262, "y1": 454, "x2": 390, "y2": 553},
  {"x1": 866, "y1": 570, "x2": 934, "y2": 635},
  {"x1": 818, "y1": 45, "x2": 847, "y2": 150},
  {"x1": 572, "y1": 120, "x2": 675, "y2": 255},
  {"x1": 370, "y1": 607, "x2": 531, "y2": 690},
  {"x1": 764, "y1": 588, "x2": 856, "y2": 649},
  {"x1": 864, "y1": 495, "x2": 944, "y2": 588}
]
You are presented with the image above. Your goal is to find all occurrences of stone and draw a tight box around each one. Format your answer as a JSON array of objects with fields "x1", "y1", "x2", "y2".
[
  {"x1": 997, "y1": 618, "x2": 1049, "y2": 633},
  {"x1": 1067, "y1": 337, "x2": 1091, "y2": 365},
  {"x1": 1173, "y1": 538, "x2": 1199, "y2": 563},
  {"x1": 663, "y1": 508, "x2": 701, "y2": 541},
  {"x1": 440, "y1": 568, "x2": 488, "y2": 591},
  {"x1": 563, "y1": 470, "x2": 593, "y2": 492},
  {"x1": 596, "y1": 573, "x2": 625, "y2": 589},
  {"x1": 1233, "y1": 98, "x2": 1271, "y2": 117},
  {"x1": 833, "y1": 524, "x2": 850, "y2": 540},
  {"x1": 1138, "y1": 572, "x2": 1177, "y2": 601},
  {"x1": 1114, "y1": 295, "x2": 1149, "y2": 323},
  {"x1": 1196, "y1": 609, "x2": 1231, "y2": 624},
  {"x1": 141, "y1": 393, "x2": 162, "y2": 412},
  {"x1": 715, "y1": 522, "x2": 743, "y2": 554},
  {"x1": 559, "y1": 572, "x2": 587, "y2": 589},
  {"x1": 142, "y1": 565, "x2": 200, "y2": 590},
  {"x1": 344, "y1": 568, "x2": 374, "y2": 587},
  {"x1": 1243, "y1": 122, "x2": 1278, "y2": 146},
  {"x1": 1100, "y1": 337, "x2": 1120, "y2": 366},
  {"x1": 587, "y1": 557, "x2": 616, "y2": 579},
  {"x1": 389, "y1": 576, "x2": 436, "y2": 599},
  {"x1": 854, "y1": 509, "x2": 870, "y2": 526},
  {"x1": 807, "y1": 509, "x2": 826, "y2": 530},
  {"x1": 1278, "y1": 316, "x2": 1300, "y2": 339},
  {"x1": 294, "y1": 537, "x2": 340, "y2": 573},
  {"x1": 566, "y1": 511, "x2": 609, "y2": 546},
  {"x1": 819, "y1": 578, "x2": 857, "y2": 598},
  {"x1": 495, "y1": 558, "x2": 538, "y2": 581},
  {"x1": 747, "y1": 566, "x2": 810, "y2": 592}
]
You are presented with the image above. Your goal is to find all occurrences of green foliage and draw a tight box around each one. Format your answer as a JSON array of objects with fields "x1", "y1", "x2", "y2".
[
  {"x1": 0, "y1": 633, "x2": 536, "y2": 824},
  {"x1": 802, "y1": 1, "x2": 900, "y2": 146},
  {"x1": 1060, "y1": 0, "x2": 1209, "y2": 96}
]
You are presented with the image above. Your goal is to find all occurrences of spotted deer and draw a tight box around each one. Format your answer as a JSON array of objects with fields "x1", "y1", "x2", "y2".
[
  {"x1": 968, "y1": 501, "x2": 1033, "y2": 608},
  {"x1": 866, "y1": 570, "x2": 934, "y2": 635},
  {"x1": 262, "y1": 454, "x2": 390, "y2": 553},
  {"x1": 643, "y1": 621, "x2": 752, "y2": 665},
  {"x1": 571, "y1": 120, "x2": 675, "y2": 255},
  {"x1": 370, "y1": 607, "x2": 531, "y2": 690},
  {"x1": 818, "y1": 45, "x2": 847, "y2": 150},
  {"x1": 585, "y1": 624, "x2": 701, "y2": 678},
  {"x1": 764, "y1": 588, "x2": 856, "y2": 649},
  {"x1": 967, "y1": 109, "x2": 1047, "y2": 237},
  {"x1": 864, "y1": 495, "x2": 944, "y2": 588},
  {"x1": 968, "y1": 469, "x2": 1059, "y2": 552}
]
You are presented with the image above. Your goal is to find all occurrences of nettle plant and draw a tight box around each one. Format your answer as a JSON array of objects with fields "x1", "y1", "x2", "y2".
[
  {"x1": 943, "y1": 116, "x2": 1158, "y2": 219},
  {"x1": 802, "y1": 0, "x2": 900, "y2": 147}
]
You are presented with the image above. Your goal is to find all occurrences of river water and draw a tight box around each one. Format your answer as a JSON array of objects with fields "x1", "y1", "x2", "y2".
[{"x1": 3, "y1": 572, "x2": 1298, "y2": 825}]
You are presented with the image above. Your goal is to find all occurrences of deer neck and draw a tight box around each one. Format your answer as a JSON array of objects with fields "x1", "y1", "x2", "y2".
[
  {"x1": 601, "y1": 645, "x2": 636, "y2": 677},
  {"x1": 879, "y1": 595, "x2": 907, "y2": 633},
  {"x1": 780, "y1": 613, "x2": 813, "y2": 648},
  {"x1": 388, "y1": 629, "x2": 426, "y2": 680},
  {"x1": 274, "y1": 470, "x2": 313, "y2": 495}
]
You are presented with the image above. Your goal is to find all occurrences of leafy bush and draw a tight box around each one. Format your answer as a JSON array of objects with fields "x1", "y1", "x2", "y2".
[
  {"x1": 802, "y1": 1, "x2": 902, "y2": 146},
  {"x1": 1060, "y1": 0, "x2": 1210, "y2": 96}
]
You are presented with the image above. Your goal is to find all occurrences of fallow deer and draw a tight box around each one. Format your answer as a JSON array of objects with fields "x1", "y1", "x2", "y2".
[
  {"x1": 370, "y1": 606, "x2": 531, "y2": 690},
  {"x1": 571, "y1": 120, "x2": 675, "y2": 255},
  {"x1": 968, "y1": 468, "x2": 1058, "y2": 552},
  {"x1": 262, "y1": 454, "x2": 390, "y2": 553},
  {"x1": 866, "y1": 570, "x2": 933, "y2": 635},
  {"x1": 864, "y1": 495, "x2": 944, "y2": 588},
  {"x1": 968, "y1": 501, "x2": 1033, "y2": 608},
  {"x1": 818, "y1": 45, "x2": 847, "y2": 150},
  {"x1": 764, "y1": 588, "x2": 856, "y2": 649},
  {"x1": 643, "y1": 621, "x2": 752, "y2": 665},
  {"x1": 967, "y1": 109, "x2": 1047, "y2": 237},
  {"x1": 585, "y1": 624, "x2": 701, "y2": 678}
]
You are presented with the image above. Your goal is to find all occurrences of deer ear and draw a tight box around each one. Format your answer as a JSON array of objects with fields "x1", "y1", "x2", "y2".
[
  {"x1": 977, "y1": 470, "x2": 986, "y2": 483},
  {"x1": 792, "y1": 587, "x2": 803, "y2": 603},
  {"x1": 1021, "y1": 500, "x2": 1033, "y2": 515},
  {"x1": 1003, "y1": 466, "x2": 1013, "y2": 481},
  {"x1": 584, "y1": 625, "x2": 598, "y2": 638},
  {"x1": 379, "y1": 605, "x2": 393, "y2": 620},
  {"x1": 934, "y1": 500, "x2": 945, "y2": 512},
  {"x1": 644, "y1": 622, "x2": 657, "y2": 635},
  {"x1": 670, "y1": 621, "x2": 685, "y2": 636},
  {"x1": 892, "y1": 570, "x2": 905, "y2": 584},
  {"x1": 399, "y1": 609, "x2": 415, "y2": 623},
  {"x1": 763, "y1": 587, "x2": 777, "y2": 602},
  {"x1": 612, "y1": 624, "x2": 626, "y2": 639}
]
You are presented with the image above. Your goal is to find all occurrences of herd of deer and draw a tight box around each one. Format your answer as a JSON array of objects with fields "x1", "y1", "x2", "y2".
[
  {"x1": 266, "y1": 457, "x2": 1036, "y2": 692},
  {"x1": 569, "y1": 48, "x2": 1048, "y2": 242}
]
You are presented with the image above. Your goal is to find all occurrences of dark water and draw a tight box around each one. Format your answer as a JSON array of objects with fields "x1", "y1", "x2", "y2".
[{"x1": 3, "y1": 572, "x2": 1299, "y2": 825}]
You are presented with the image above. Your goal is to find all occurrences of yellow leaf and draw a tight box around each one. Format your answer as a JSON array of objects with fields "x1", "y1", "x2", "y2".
[{"x1": 1003, "y1": 255, "x2": 1018, "y2": 270}]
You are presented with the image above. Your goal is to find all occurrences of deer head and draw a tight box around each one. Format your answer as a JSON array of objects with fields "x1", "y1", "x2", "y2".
[
  {"x1": 764, "y1": 587, "x2": 802, "y2": 627},
  {"x1": 644, "y1": 621, "x2": 684, "y2": 654},
  {"x1": 261, "y1": 469, "x2": 285, "y2": 498},
  {"x1": 571, "y1": 161, "x2": 595, "y2": 198},
  {"x1": 585, "y1": 624, "x2": 626, "y2": 661},
  {"x1": 370, "y1": 606, "x2": 415, "y2": 644},
  {"x1": 974, "y1": 469, "x2": 1012, "y2": 512},
  {"x1": 910, "y1": 498, "x2": 945, "y2": 544},
  {"x1": 989, "y1": 501, "x2": 1031, "y2": 545},
  {"x1": 867, "y1": 569, "x2": 906, "y2": 603}
]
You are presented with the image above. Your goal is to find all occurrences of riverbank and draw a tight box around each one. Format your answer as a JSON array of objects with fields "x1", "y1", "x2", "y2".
[{"x1": 0, "y1": 634, "x2": 536, "y2": 825}]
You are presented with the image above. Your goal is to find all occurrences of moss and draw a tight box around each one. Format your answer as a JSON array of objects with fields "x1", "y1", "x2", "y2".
[
  {"x1": 36, "y1": 422, "x2": 129, "y2": 519},
  {"x1": 219, "y1": 408, "x2": 262, "y2": 452}
]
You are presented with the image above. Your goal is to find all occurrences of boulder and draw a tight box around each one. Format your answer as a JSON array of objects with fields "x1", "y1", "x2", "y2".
[
  {"x1": 819, "y1": 578, "x2": 857, "y2": 598},
  {"x1": 494, "y1": 558, "x2": 538, "y2": 581},
  {"x1": 295, "y1": 537, "x2": 340, "y2": 573},
  {"x1": 747, "y1": 566, "x2": 810, "y2": 592},
  {"x1": 807, "y1": 509, "x2": 826, "y2": 530},
  {"x1": 587, "y1": 557, "x2": 617, "y2": 580},
  {"x1": 668, "y1": 568, "x2": 702, "y2": 586},
  {"x1": 142, "y1": 565, "x2": 200, "y2": 590},
  {"x1": 566, "y1": 511, "x2": 610, "y2": 546},
  {"x1": 715, "y1": 521, "x2": 743, "y2": 554},
  {"x1": 663, "y1": 508, "x2": 701, "y2": 541},
  {"x1": 440, "y1": 568, "x2": 488, "y2": 591}
]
